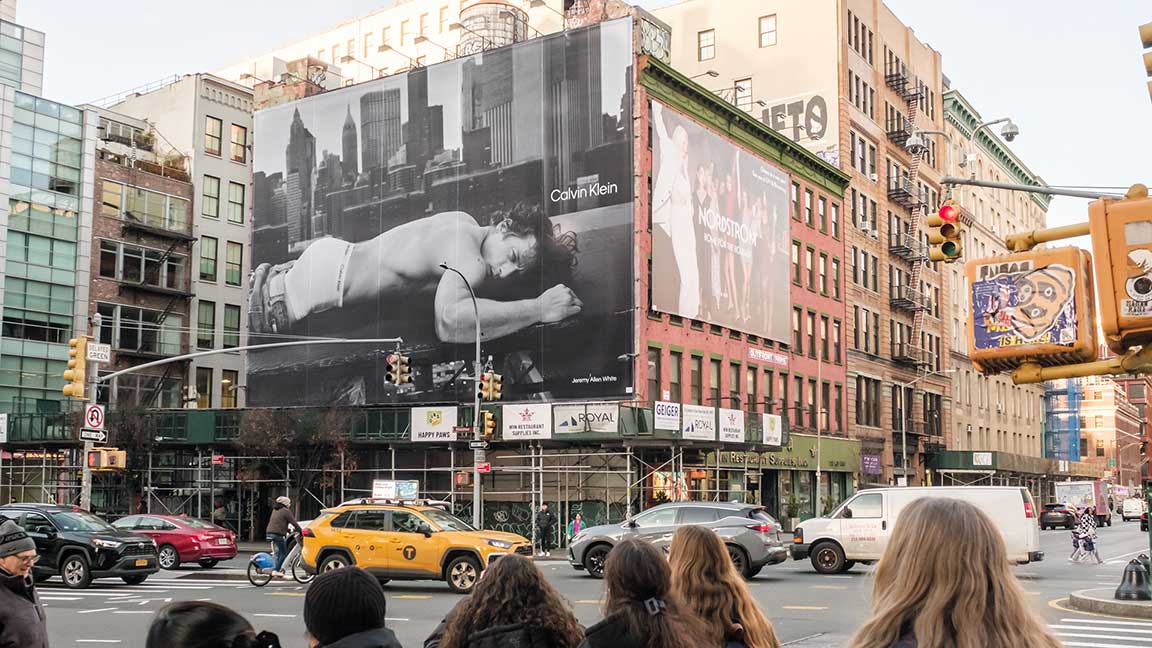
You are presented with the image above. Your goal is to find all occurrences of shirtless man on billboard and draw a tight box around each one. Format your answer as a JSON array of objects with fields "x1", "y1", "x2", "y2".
[{"x1": 248, "y1": 203, "x2": 582, "y2": 343}]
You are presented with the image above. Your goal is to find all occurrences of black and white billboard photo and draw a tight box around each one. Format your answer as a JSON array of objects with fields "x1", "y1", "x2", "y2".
[
  {"x1": 649, "y1": 100, "x2": 791, "y2": 342},
  {"x1": 248, "y1": 19, "x2": 636, "y2": 407}
]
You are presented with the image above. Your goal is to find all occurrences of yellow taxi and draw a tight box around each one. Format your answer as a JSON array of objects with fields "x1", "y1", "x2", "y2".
[{"x1": 300, "y1": 500, "x2": 531, "y2": 593}]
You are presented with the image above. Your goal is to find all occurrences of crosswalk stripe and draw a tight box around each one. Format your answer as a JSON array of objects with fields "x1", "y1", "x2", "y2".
[
  {"x1": 39, "y1": 596, "x2": 81, "y2": 601},
  {"x1": 1061, "y1": 619, "x2": 1152, "y2": 628},
  {"x1": 1061, "y1": 642, "x2": 1152, "y2": 648},
  {"x1": 1054, "y1": 624, "x2": 1152, "y2": 636},
  {"x1": 1055, "y1": 631, "x2": 1152, "y2": 643}
]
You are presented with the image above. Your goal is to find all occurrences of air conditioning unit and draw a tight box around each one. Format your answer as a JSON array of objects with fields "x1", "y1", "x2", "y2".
[
  {"x1": 871, "y1": 228, "x2": 879, "y2": 239},
  {"x1": 996, "y1": 402, "x2": 1004, "y2": 413},
  {"x1": 869, "y1": 172, "x2": 879, "y2": 182}
]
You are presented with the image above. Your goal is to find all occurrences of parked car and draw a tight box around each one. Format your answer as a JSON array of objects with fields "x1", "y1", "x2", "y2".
[
  {"x1": 1039, "y1": 503, "x2": 1077, "y2": 530},
  {"x1": 0, "y1": 504, "x2": 159, "y2": 589},
  {"x1": 792, "y1": 487, "x2": 1043, "y2": 574},
  {"x1": 111, "y1": 514, "x2": 236, "y2": 570},
  {"x1": 567, "y1": 502, "x2": 787, "y2": 580},
  {"x1": 1123, "y1": 498, "x2": 1146, "y2": 522}
]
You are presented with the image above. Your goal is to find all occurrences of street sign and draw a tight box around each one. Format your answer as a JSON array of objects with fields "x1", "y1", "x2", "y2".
[
  {"x1": 211, "y1": 454, "x2": 225, "y2": 465},
  {"x1": 453, "y1": 426, "x2": 473, "y2": 434},
  {"x1": 468, "y1": 440, "x2": 489, "y2": 450},
  {"x1": 85, "y1": 342, "x2": 111, "y2": 363},
  {"x1": 79, "y1": 428, "x2": 107, "y2": 444},
  {"x1": 84, "y1": 404, "x2": 105, "y2": 430},
  {"x1": 476, "y1": 462, "x2": 491, "y2": 474}
]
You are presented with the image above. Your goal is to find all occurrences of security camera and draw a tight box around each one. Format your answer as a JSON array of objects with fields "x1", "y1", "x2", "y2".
[{"x1": 1000, "y1": 121, "x2": 1020, "y2": 142}]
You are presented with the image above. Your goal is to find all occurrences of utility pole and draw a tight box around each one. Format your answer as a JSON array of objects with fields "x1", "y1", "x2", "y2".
[
  {"x1": 79, "y1": 313, "x2": 102, "y2": 511},
  {"x1": 439, "y1": 264, "x2": 484, "y2": 528}
]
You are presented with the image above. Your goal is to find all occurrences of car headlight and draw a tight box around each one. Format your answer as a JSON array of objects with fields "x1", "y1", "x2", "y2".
[
  {"x1": 487, "y1": 539, "x2": 513, "y2": 549},
  {"x1": 92, "y1": 538, "x2": 122, "y2": 549},
  {"x1": 571, "y1": 531, "x2": 587, "y2": 543}
]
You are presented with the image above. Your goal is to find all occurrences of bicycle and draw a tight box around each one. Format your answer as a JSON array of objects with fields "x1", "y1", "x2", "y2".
[{"x1": 248, "y1": 531, "x2": 313, "y2": 586}]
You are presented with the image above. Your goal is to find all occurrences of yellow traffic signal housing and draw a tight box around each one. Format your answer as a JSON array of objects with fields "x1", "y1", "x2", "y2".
[
  {"x1": 62, "y1": 337, "x2": 88, "y2": 399},
  {"x1": 481, "y1": 411, "x2": 497, "y2": 438},
  {"x1": 928, "y1": 200, "x2": 963, "y2": 262},
  {"x1": 1141, "y1": 22, "x2": 1152, "y2": 101},
  {"x1": 488, "y1": 373, "x2": 503, "y2": 401},
  {"x1": 966, "y1": 247, "x2": 1099, "y2": 374},
  {"x1": 385, "y1": 353, "x2": 411, "y2": 385},
  {"x1": 88, "y1": 448, "x2": 126, "y2": 471},
  {"x1": 1089, "y1": 185, "x2": 1152, "y2": 354}
]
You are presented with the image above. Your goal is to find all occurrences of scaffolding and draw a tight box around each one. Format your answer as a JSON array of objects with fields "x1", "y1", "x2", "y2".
[{"x1": 1044, "y1": 378, "x2": 1083, "y2": 461}]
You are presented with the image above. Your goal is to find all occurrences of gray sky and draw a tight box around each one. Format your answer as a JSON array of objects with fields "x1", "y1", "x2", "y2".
[{"x1": 24, "y1": 0, "x2": 1152, "y2": 235}]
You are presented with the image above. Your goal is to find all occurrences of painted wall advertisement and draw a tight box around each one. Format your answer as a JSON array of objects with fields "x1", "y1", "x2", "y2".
[
  {"x1": 719, "y1": 408, "x2": 745, "y2": 443},
  {"x1": 681, "y1": 404, "x2": 716, "y2": 441},
  {"x1": 553, "y1": 402, "x2": 619, "y2": 434},
  {"x1": 502, "y1": 403, "x2": 552, "y2": 441},
  {"x1": 248, "y1": 20, "x2": 635, "y2": 407},
  {"x1": 971, "y1": 260, "x2": 1078, "y2": 351},
  {"x1": 411, "y1": 406, "x2": 459, "y2": 442},
  {"x1": 762, "y1": 413, "x2": 782, "y2": 446},
  {"x1": 654, "y1": 401, "x2": 681, "y2": 431}
]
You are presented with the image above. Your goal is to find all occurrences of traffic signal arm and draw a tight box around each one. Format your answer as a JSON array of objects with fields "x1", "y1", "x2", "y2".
[
  {"x1": 1013, "y1": 344, "x2": 1152, "y2": 385},
  {"x1": 1003, "y1": 222, "x2": 1091, "y2": 253}
]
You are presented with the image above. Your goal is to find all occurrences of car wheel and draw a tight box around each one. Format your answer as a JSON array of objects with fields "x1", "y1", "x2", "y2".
[
  {"x1": 445, "y1": 555, "x2": 481, "y2": 594},
  {"x1": 61, "y1": 554, "x2": 92, "y2": 589},
  {"x1": 122, "y1": 575, "x2": 148, "y2": 585},
  {"x1": 158, "y1": 545, "x2": 180, "y2": 570},
  {"x1": 583, "y1": 544, "x2": 611, "y2": 579},
  {"x1": 319, "y1": 554, "x2": 351, "y2": 573},
  {"x1": 810, "y1": 542, "x2": 846, "y2": 575},
  {"x1": 197, "y1": 559, "x2": 219, "y2": 569},
  {"x1": 726, "y1": 545, "x2": 750, "y2": 578}
]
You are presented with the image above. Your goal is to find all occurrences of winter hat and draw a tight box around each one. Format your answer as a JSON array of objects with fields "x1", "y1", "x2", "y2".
[
  {"x1": 304, "y1": 567, "x2": 387, "y2": 645},
  {"x1": 275, "y1": 496, "x2": 290, "y2": 507},
  {"x1": 0, "y1": 519, "x2": 35, "y2": 558}
]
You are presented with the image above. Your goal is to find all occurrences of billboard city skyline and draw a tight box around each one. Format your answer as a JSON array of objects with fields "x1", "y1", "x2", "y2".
[
  {"x1": 248, "y1": 19, "x2": 636, "y2": 408},
  {"x1": 649, "y1": 100, "x2": 792, "y2": 343}
]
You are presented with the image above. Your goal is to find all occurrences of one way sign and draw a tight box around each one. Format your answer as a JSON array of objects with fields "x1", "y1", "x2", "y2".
[{"x1": 79, "y1": 428, "x2": 107, "y2": 444}]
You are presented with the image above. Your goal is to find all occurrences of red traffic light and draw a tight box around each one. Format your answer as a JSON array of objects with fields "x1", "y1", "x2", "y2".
[
  {"x1": 938, "y1": 201, "x2": 959, "y2": 223},
  {"x1": 386, "y1": 353, "x2": 399, "y2": 364}
]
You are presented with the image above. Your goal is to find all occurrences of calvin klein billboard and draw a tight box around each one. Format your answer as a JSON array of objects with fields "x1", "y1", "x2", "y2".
[{"x1": 249, "y1": 19, "x2": 635, "y2": 407}]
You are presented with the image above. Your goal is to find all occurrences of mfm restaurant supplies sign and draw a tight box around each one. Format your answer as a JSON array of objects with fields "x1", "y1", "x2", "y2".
[{"x1": 502, "y1": 404, "x2": 552, "y2": 441}]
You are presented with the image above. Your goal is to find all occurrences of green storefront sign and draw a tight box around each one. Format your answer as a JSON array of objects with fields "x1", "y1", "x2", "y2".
[{"x1": 707, "y1": 433, "x2": 860, "y2": 473}]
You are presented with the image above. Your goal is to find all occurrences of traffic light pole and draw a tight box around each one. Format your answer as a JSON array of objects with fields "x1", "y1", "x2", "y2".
[{"x1": 79, "y1": 313, "x2": 102, "y2": 512}]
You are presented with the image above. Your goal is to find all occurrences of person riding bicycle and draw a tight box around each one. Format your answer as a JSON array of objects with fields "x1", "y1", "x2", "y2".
[{"x1": 265, "y1": 496, "x2": 300, "y2": 578}]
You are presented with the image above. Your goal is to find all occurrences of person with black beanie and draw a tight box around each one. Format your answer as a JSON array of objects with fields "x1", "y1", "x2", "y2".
[{"x1": 304, "y1": 566, "x2": 403, "y2": 648}]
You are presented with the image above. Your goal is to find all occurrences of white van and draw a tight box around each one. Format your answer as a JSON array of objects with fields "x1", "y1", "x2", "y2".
[
  {"x1": 1123, "y1": 498, "x2": 1145, "y2": 521},
  {"x1": 791, "y1": 486, "x2": 1043, "y2": 574}
]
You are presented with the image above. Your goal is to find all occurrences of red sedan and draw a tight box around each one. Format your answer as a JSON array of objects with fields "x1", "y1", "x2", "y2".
[{"x1": 112, "y1": 515, "x2": 236, "y2": 569}]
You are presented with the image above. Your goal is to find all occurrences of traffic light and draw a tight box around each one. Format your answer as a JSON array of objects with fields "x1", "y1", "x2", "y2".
[
  {"x1": 481, "y1": 410, "x2": 497, "y2": 439},
  {"x1": 1140, "y1": 22, "x2": 1152, "y2": 101},
  {"x1": 928, "y1": 200, "x2": 963, "y2": 263},
  {"x1": 1089, "y1": 184, "x2": 1152, "y2": 354},
  {"x1": 62, "y1": 337, "x2": 88, "y2": 399},
  {"x1": 88, "y1": 448, "x2": 127, "y2": 471},
  {"x1": 478, "y1": 372, "x2": 503, "y2": 401},
  {"x1": 385, "y1": 353, "x2": 411, "y2": 385}
]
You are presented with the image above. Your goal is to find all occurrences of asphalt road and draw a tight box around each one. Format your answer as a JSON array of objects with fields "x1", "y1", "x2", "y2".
[{"x1": 40, "y1": 519, "x2": 1152, "y2": 647}]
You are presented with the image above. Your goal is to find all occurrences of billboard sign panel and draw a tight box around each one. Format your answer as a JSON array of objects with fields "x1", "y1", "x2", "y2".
[
  {"x1": 502, "y1": 403, "x2": 552, "y2": 441},
  {"x1": 650, "y1": 100, "x2": 791, "y2": 342},
  {"x1": 654, "y1": 401, "x2": 680, "y2": 431},
  {"x1": 412, "y1": 406, "x2": 459, "y2": 442},
  {"x1": 681, "y1": 404, "x2": 715, "y2": 441},
  {"x1": 762, "y1": 413, "x2": 782, "y2": 446},
  {"x1": 249, "y1": 20, "x2": 635, "y2": 407},
  {"x1": 553, "y1": 402, "x2": 619, "y2": 434},
  {"x1": 719, "y1": 408, "x2": 745, "y2": 443}
]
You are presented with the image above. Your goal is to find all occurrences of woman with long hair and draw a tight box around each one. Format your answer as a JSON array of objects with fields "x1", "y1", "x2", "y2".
[
  {"x1": 850, "y1": 497, "x2": 1061, "y2": 648},
  {"x1": 579, "y1": 538, "x2": 711, "y2": 648},
  {"x1": 669, "y1": 526, "x2": 781, "y2": 648},
  {"x1": 147, "y1": 601, "x2": 281, "y2": 648},
  {"x1": 428, "y1": 554, "x2": 583, "y2": 648}
]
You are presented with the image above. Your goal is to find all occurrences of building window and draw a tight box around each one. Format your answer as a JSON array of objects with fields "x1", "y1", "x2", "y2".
[
  {"x1": 697, "y1": 29, "x2": 715, "y2": 61},
  {"x1": 221, "y1": 370, "x2": 239, "y2": 408},
  {"x1": 804, "y1": 190, "x2": 814, "y2": 226},
  {"x1": 746, "y1": 367, "x2": 757, "y2": 413},
  {"x1": 792, "y1": 307, "x2": 803, "y2": 353},
  {"x1": 728, "y1": 363, "x2": 741, "y2": 408},
  {"x1": 819, "y1": 253, "x2": 828, "y2": 294},
  {"x1": 439, "y1": 6, "x2": 449, "y2": 32},
  {"x1": 831, "y1": 203, "x2": 840, "y2": 239},
  {"x1": 834, "y1": 384, "x2": 843, "y2": 432},
  {"x1": 856, "y1": 376, "x2": 880, "y2": 426},
  {"x1": 734, "y1": 78, "x2": 752, "y2": 111},
  {"x1": 759, "y1": 14, "x2": 777, "y2": 47},
  {"x1": 831, "y1": 258, "x2": 841, "y2": 299},
  {"x1": 227, "y1": 182, "x2": 244, "y2": 224},
  {"x1": 196, "y1": 367, "x2": 213, "y2": 409},
  {"x1": 806, "y1": 311, "x2": 816, "y2": 359},
  {"x1": 709, "y1": 359, "x2": 722, "y2": 406},
  {"x1": 820, "y1": 316, "x2": 830, "y2": 361},
  {"x1": 670, "y1": 351, "x2": 682, "y2": 402},
  {"x1": 197, "y1": 301, "x2": 215, "y2": 349},
  {"x1": 818, "y1": 196, "x2": 827, "y2": 232},
  {"x1": 793, "y1": 376, "x2": 804, "y2": 427},
  {"x1": 1130, "y1": 383, "x2": 1146, "y2": 400},
  {"x1": 223, "y1": 304, "x2": 241, "y2": 349},
  {"x1": 1096, "y1": 439, "x2": 1105, "y2": 457},
  {"x1": 792, "y1": 183, "x2": 801, "y2": 220},
  {"x1": 832, "y1": 319, "x2": 842, "y2": 363},
  {"x1": 690, "y1": 356, "x2": 702, "y2": 405},
  {"x1": 364, "y1": 32, "x2": 375, "y2": 58},
  {"x1": 647, "y1": 348, "x2": 661, "y2": 403},
  {"x1": 204, "y1": 116, "x2": 222, "y2": 156},
  {"x1": 805, "y1": 247, "x2": 815, "y2": 289},
  {"x1": 230, "y1": 124, "x2": 247, "y2": 163},
  {"x1": 202, "y1": 175, "x2": 220, "y2": 218},
  {"x1": 225, "y1": 241, "x2": 243, "y2": 287},
  {"x1": 1095, "y1": 415, "x2": 1104, "y2": 428},
  {"x1": 791, "y1": 240, "x2": 801, "y2": 284},
  {"x1": 200, "y1": 236, "x2": 218, "y2": 282}
]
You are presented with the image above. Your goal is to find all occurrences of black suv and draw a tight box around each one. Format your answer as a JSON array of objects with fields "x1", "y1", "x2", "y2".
[{"x1": 0, "y1": 504, "x2": 159, "y2": 588}]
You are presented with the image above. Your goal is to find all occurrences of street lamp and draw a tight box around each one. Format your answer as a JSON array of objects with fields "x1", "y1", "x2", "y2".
[
  {"x1": 960, "y1": 117, "x2": 1020, "y2": 172},
  {"x1": 895, "y1": 369, "x2": 957, "y2": 486},
  {"x1": 439, "y1": 263, "x2": 484, "y2": 528},
  {"x1": 690, "y1": 70, "x2": 719, "y2": 80}
]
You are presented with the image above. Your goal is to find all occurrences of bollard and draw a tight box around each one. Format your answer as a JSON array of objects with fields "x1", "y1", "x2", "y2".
[{"x1": 1115, "y1": 559, "x2": 1152, "y2": 601}]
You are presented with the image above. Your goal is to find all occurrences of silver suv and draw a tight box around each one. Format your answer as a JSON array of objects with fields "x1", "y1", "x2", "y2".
[{"x1": 567, "y1": 502, "x2": 787, "y2": 579}]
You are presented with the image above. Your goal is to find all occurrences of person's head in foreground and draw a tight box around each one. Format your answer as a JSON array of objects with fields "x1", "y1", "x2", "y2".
[
  {"x1": 600, "y1": 537, "x2": 710, "y2": 648},
  {"x1": 147, "y1": 601, "x2": 280, "y2": 648},
  {"x1": 0, "y1": 519, "x2": 38, "y2": 579},
  {"x1": 304, "y1": 566, "x2": 399, "y2": 647},
  {"x1": 438, "y1": 553, "x2": 582, "y2": 648},
  {"x1": 668, "y1": 525, "x2": 780, "y2": 648},
  {"x1": 849, "y1": 497, "x2": 1061, "y2": 648}
]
